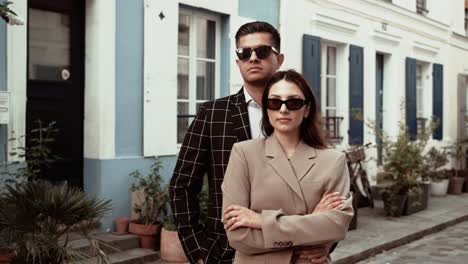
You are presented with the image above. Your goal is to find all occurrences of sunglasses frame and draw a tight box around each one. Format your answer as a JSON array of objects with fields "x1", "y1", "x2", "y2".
[
  {"x1": 266, "y1": 98, "x2": 308, "y2": 111},
  {"x1": 235, "y1": 45, "x2": 279, "y2": 61}
]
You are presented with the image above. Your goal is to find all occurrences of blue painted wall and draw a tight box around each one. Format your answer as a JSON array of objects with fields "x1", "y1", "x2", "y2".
[
  {"x1": 87, "y1": 1, "x2": 232, "y2": 230},
  {"x1": 84, "y1": 156, "x2": 176, "y2": 230},
  {"x1": 0, "y1": 20, "x2": 7, "y2": 162},
  {"x1": 220, "y1": 15, "x2": 230, "y2": 97},
  {"x1": 115, "y1": 0, "x2": 144, "y2": 157},
  {"x1": 238, "y1": 0, "x2": 279, "y2": 27}
]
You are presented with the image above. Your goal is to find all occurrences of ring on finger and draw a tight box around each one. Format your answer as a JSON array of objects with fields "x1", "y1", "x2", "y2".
[{"x1": 231, "y1": 217, "x2": 236, "y2": 222}]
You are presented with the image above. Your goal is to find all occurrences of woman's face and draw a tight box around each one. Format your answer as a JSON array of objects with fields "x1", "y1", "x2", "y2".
[{"x1": 267, "y1": 80, "x2": 310, "y2": 135}]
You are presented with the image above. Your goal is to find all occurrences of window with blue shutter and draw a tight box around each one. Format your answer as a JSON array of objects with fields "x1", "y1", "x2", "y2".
[
  {"x1": 406, "y1": 57, "x2": 417, "y2": 140},
  {"x1": 432, "y1": 63, "x2": 443, "y2": 140},
  {"x1": 349, "y1": 45, "x2": 364, "y2": 145},
  {"x1": 302, "y1": 34, "x2": 321, "y2": 107}
]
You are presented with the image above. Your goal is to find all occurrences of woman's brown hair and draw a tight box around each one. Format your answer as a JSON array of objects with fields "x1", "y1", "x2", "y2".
[{"x1": 261, "y1": 69, "x2": 328, "y2": 149}]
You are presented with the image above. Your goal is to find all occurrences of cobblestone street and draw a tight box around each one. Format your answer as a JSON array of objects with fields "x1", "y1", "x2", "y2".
[{"x1": 357, "y1": 221, "x2": 468, "y2": 264}]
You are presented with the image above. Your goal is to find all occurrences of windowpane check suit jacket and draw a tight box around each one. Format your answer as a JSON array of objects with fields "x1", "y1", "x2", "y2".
[{"x1": 169, "y1": 89, "x2": 251, "y2": 263}]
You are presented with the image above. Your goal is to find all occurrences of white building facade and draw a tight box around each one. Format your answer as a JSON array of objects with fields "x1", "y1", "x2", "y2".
[{"x1": 1, "y1": 0, "x2": 468, "y2": 230}]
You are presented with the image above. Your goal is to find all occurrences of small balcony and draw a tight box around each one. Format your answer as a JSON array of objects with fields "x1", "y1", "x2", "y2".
[
  {"x1": 416, "y1": 0, "x2": 428, "y2": 15},
  {"x1": 417, "y1": 117, "x2": 427, "y2": 136},
  {"x1": 325, "y1": 116, "x2": 344, "y2": 141}
]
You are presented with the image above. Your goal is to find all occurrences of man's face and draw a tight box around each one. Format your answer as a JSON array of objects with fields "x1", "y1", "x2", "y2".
[{"x1": 236, "y1": 32, "x2": 284, "y2": 86}]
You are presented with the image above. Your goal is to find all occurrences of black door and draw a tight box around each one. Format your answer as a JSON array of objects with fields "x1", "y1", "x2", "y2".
[{"x1": 27, "y1": 0, "x2": 84, "y2": 187}]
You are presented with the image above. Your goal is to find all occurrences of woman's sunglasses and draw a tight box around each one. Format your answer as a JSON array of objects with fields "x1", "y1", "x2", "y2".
[
  {"x1": 267, "y1": 98, "x2": 307, "y2": 111},
  {"x1": 235, "y1": 45, "x2": 279, "y2": 61}
]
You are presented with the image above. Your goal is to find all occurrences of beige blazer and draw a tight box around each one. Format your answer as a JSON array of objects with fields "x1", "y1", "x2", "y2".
[{"x1": 221, "y1": 136, "x2": 354, "y2": 264}]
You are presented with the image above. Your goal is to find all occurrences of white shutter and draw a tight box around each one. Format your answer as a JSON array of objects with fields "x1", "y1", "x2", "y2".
[{"x1": 143, "y1": 0, "x2": 178, "y2": 156}]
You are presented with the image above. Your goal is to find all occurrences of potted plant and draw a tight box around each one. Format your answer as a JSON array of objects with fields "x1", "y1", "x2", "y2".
[
  {"x1": 0, "y1": 181, "x2": 113, "y2": 264},
  {"x1": 160, "y1": 216, "x2": 188, "y2": 263},
  {"x1": 160, "y1": 181, "x2": 208, "y2": 262},
  {"x1": 129, "y1": 158, "x2": 168, "y2": 249},
  {"x1": 447, "y1": 140, "x2": 467, "y2": 194},
  {"x1": 0, "y1": 121, "x2": 114, "y2": 264},
  {"x1": 369, "y1": 118, "x2": 432, "y2": 217},
  {"x1": 422, "y1": 147, "x2": 449, "y2": 196}
]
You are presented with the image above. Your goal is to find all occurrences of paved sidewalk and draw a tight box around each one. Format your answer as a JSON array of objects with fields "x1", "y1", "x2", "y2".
[
  {"x1": 332, "y1": 194, "x2": 468, "y2": 264},
  {"x1": 357, "y1": 220, "x2": 468, "y2": 264}
]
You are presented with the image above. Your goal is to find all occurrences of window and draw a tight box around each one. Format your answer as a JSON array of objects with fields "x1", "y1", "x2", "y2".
[
  {"x1": 177, "y1": 10, "x2": 220, "y2": 144},
  {"x1": 416, "y1": 0, "x2": 428, "y2": 15},
  {"x1": 416, "y1": 63, "x2": 427, "y2": 135},
  {"x1": 321, "y1": 45, "x2": 342, "y2": 140}
]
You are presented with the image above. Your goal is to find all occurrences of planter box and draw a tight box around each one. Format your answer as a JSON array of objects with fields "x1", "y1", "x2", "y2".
[
  {"x1": 404, "y1": 183, "x2": 429, "y2": 216},
  {"x1": 382, "y1": 194, "x2": 407, "y2": 217}
]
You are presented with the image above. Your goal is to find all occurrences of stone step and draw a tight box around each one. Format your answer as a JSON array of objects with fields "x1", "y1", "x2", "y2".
[
  {"x1": 68, "y1": 233, "x2": 140, "y2": 255},
  {"x1": 80, "y1": 248, "x2": 160, "y2": 264}
]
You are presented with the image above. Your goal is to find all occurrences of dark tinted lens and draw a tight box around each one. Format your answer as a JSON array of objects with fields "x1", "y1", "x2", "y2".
[
  {"x1": 254, "y1": 46, "x2": 272, "y2": 59},
  {"x1": 286, "y1": 99, "x2": 305, "y2": 110},
  {"x1": 236, "y1": 48, "x2": 252, "y2": 60},
  {"x1": 267, "y1": 99, "x2": 283, "y2": 110}
]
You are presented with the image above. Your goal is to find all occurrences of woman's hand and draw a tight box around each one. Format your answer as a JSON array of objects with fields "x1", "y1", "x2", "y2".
[
  {"x1": 295, "y1": 243, "x2": 332, "y2": 264},
  {"x1": 312, "y1": 192, "x2": 346, "y2": 213},
  {"x1": 223, "y1": 205, "x2": 262, "y2": 231}
]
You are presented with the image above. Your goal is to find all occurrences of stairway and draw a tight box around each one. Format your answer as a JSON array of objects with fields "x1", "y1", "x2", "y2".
[{"x1": 67, "y1": 232, "x2": 184, "y2": 264}]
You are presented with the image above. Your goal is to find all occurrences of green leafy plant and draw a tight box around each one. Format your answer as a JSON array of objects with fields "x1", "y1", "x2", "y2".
[
  {"x1": 0, "y1": 180, "x2": 114, "y2": 264},
  {"x1": 1, "y1": 120, "x2": 60, "y2": 189},
  {"x1": 0, "y1": 120, "x2": 115, "y2": 263},
  {"x1": 422, "y1": 147, "x2": 449, "y2": 182},
  {"x1": 129, "y1": 158, "x2": 169, "y2": 225},
  {"x1": 368, "y1": 112, "x2": 436, "y2": 216},
  {"x1": 0, "y1": 1, "x2": 16, "y2": 22},
  {"x1": 447, "y1": 139, "x2": 468, "y2": 178}
]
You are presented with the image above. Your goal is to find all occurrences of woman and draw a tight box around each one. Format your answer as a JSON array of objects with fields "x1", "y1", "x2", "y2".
[{"x1": 221, "y1": 70, "x2": 353, "y2": 264}]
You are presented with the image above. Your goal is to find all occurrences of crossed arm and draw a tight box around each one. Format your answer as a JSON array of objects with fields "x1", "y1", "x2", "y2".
[{"x1": 221, "y1": 144, "x2": 354, "y2": 256}]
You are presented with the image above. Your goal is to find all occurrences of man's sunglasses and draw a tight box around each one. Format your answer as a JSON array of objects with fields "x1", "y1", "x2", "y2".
[
  {"x1": 267, "y1": 98, "x2": 307, "y2": 111},
  {"x1": 235, "y1": 45, "x2": 279, "y2": 61}
]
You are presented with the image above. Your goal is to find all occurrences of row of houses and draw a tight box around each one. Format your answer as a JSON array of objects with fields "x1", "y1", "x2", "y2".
[{"x1": 1, "y1": 0, "x2": 468, "y2": 230}]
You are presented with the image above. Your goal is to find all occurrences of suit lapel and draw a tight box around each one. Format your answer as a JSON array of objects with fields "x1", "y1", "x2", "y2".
[
  {"x1": 231, "y1": 88, "x2": 251, "y2": 142},
  {"x1": 290, "y1": 141, "x2": 317, "y2": 182},
  {"x1": 266, "y1": 136, "x2": 304, "y2": 200}
]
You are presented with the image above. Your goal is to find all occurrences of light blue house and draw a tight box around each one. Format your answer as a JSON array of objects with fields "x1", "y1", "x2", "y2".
[{"x1": 0, "y1": 0, "x2": 280, "y2": 230}]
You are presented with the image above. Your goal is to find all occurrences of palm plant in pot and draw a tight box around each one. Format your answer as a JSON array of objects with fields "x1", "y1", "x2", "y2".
[
  {"x1": 129, "y1": 158, "x2": 168, "y2": 249},
  {"x1": 0, "y1": 121, "x2": 114, "y2": 264}
]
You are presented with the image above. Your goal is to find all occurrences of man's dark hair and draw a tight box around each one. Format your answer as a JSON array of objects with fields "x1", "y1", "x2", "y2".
[
  {"x1": 261, "y1": 70, "x2": 328, "y2": 149},
  {"x1": 235, "y1": 21, "x2": 281, "y2": 51}
]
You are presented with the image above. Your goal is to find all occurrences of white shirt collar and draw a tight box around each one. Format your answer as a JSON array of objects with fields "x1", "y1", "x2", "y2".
[{"x1": 244, "y1": 87, "x2": 260, "y2": 107}]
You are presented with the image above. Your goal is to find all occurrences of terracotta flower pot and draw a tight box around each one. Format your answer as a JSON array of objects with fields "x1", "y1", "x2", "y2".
[
  {"x1": 448, "y1": 177, "x2": 465, "y2": 194},
  {"x1": 129, "y1": 221, "x2": 161, "y2": 249},
  {"x1": 160, "y1": 228, "x2": 188, "y2": 263},
  {"x1": 114, "y1": 216, "x2": 130, "y2": 234},
  {"x1": 0, "y1": 248, "x2": 15, "y2": 264}
]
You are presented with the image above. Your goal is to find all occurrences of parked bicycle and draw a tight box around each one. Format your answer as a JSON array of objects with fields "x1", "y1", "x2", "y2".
[{"x1": 344, "y1": 142, "x2": 374, "y2": 208}]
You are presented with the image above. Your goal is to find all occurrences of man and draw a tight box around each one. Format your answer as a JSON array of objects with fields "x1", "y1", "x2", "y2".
[{"x1": 170, "y1": 21, "x2": 332, "y2": 264}]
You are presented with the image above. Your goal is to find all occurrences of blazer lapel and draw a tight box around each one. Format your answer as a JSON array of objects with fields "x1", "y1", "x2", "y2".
[
  {"x1": 266, "y1": 136, "x2": 304, "y2": 201},
  {"x1": 290, "y1": 141, "x2": 317, "y2": 182},
  {"x1": 231, "y1": 88, "x2": 251, "y2": 142}
]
